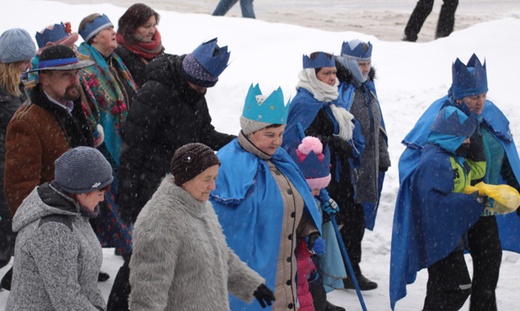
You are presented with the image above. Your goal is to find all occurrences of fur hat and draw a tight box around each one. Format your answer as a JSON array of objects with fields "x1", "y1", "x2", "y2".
[
  {"x1": 170, "y1": 143, "x2": 221, "y2": 186},
  {"x1": 292, "y1": 137, "x2": 331, "y2": 190},
  {"x1": 451, "y1": 54, "x2": 488, "y2": 100},
  {"x1": 35, "y1": 22, "x2": 79, "y2": 54},
  {"x1": 0, "y1": 28, "x2": 36, "y2": 63},
  {"x1": 55, "y1": 146, "x2": 113, "y2": 194},
  {"x1": 240, "y1": 83, "x2": 289, "y2": 135},
  {"x1": 30, "y1": 44, "x2": 94, "y2": 72},
  {"x1": 180, "y1": 38, "x2": 230, "y2": 87}
]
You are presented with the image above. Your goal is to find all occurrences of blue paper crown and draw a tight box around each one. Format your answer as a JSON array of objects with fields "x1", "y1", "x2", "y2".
[
  {"x1": 341, "y1": 40, "x2": 372, "y2": 60},
  {"x1": 296, "y1": 145, "x2": 331, "y2": 179},
  {"x1": 451, "y1": 53, "x2": 488, "y2": 100},
  {"x1": 192, "y1": 38, "x2": 230, "y2": 77},
  {"x1": 430, "y1": 106, "x2": 478, "y2": 138},
  {"x1": 302, "y1": 52, "x2": 335, "y2": 69},
  {"x1": 79, "y1": 14, "x2": 113, "y2": 42},
  {"x1": 35, "y1": 23, "x2": 68, "y2": 48},
  {"x1": 242, "y1": 84, "x2": 289, "y2": 125}
]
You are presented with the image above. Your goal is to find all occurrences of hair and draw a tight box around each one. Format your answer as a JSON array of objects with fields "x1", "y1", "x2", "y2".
[
  {"x1": 310, "y1": 51, "x2": 333, "y2": 74},
  {"x1": 70, "y1": 184, "x2": 111, "y2": 201},
  {"x1": 0, "y1": 61, "x2": 26, "y2": 97},
  {"x1": 79, "y1": 13, "x2": 102, "y2": 45},
  {"x1": 265, "y1": 124, "x2": 283, "y2": 130},
  {"x1": 117, "y1": 3, "x2": 160, "y2": 44}
]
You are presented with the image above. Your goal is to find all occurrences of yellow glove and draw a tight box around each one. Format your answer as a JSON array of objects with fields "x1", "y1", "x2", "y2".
[{"x1": 464, "y1": 182, "x2": 520, "y2": 214}]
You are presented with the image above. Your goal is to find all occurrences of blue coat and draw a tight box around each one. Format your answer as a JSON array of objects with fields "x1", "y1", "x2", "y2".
[
  {"x1": 390, "y1": 96, "x2": 520, "y2": 310},
  {"x1": 210, "y1": 139, "x2": 322, "y2": 311}
]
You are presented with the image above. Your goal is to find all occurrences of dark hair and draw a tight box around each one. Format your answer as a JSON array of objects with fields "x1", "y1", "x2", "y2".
[
  {"x1": 265, "y1": 124, "x2": 283, "y2": 129},
  {"x1": 309, "y1": 51, "x2": 333, "y2": 74},
  {"x1": 118, "y1": 3, "x2": 160, "y2": 44}
]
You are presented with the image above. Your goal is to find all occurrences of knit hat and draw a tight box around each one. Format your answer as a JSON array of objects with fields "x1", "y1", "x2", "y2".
[
  {"x1": 30, "y1": 44, "x2": 94, "y2": 72},
  {"x1": 0, "y1": 28, "x2": 36, "y2": 63},
  {"x1": 180, "y1": 38, "x2": 230, "y2": 88},
  {"x1": 55, "y1": 146, "x2": 114, "y2": 194},
  {"x1": 240, "y1": 83, "x2": 289, "y2": 135},
  {"x1": 35, "y1": 22, "x2": 79, "y2": 54},
  {"x1": 292, "y1": 137, "x2": 331, "y2": 190},
  {"x1": 451, "y1": 54, "x2": 488, "y2": 100},
  {"x1": 79, "y1": 14, "x2": 113, "y2": 43},
  {"x1": 171, "y1": 143, "x2": 221, "y2": 186}
]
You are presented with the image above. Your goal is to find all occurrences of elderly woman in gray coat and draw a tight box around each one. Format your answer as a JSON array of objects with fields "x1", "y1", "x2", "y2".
[
  {"x1": 6, "y1": 146, "x2": 113, "y2": 310},
  {"x1": 129, "y1": 143, "x2": 274, "y2": 311}
]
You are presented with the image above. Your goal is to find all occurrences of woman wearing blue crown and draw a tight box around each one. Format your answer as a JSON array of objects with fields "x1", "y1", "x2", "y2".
[
  {"x1": 210, "y1": 84, "x2": 322, "y2": 311},
  {"x1": 391, "y1": 54, "x2": 520, "y2": 310}
]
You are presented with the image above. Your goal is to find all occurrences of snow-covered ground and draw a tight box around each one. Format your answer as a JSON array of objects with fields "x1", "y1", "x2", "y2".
[{"x1": 1, "y1": 1, "x2": 520, "y2": 310}]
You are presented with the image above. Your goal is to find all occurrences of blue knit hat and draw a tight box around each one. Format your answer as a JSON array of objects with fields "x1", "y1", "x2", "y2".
[
  {"x1": 292, "y1": 137, "x2": 331, "y2": 190},
  {"x1": 79, "y1": 14, "x2": 113, "y2": 42},
  {"x1": 0, "y1": 28, "x2": 36, "y2": 63},
  {"x1": 180, "y1": 38, "x2": 230, "y2": 87},
  {"x1": 55, "y1": 146, "x2": 113, "y2": 194},
  {"x1": 451, "y1": 54, "x2": 488, "y2": 100}
]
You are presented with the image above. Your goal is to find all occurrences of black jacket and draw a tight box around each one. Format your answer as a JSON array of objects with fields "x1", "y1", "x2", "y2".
[
  {"x1": 115, "y1": 45, "x2": 160, "y2": 88},
  {"x1": 118, "y1": 54, "x2": 235, "y2": 222}
]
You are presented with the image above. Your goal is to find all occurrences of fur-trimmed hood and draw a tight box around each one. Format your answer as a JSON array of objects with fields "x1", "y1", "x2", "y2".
[{"x1": 335, "y1": 58, "x2": 376, "y2": 85}]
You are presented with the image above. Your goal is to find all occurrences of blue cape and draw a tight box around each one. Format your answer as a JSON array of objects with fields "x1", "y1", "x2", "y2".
[
  {"x1": 390, "y1": 96, "x2": 520, "y2": 310},
  {"x1": 210, "y1": 139, "x2": 322, "y2": 311}
]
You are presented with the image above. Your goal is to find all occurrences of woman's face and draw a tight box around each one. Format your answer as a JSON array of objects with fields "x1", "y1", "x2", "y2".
[
  {"x1": 135, "y1": 15, "x2": 157, "y2": 42},
  {"x1": 248, "y1": 125, "x2": 286, "y2": 156},
  {"x1": 76, "y1": 190, "x2": 106, "y2": 212},
  {"x1": 459, "y1": 93, "x2": 487, "y2": 115},
  {"x1": 92, "y1": 26, "x2": 117, "y2": 55},
  {"x1": 182, "y1": 165, "x2": 219, "y2": 202},
  {"x1": 316, "y1": 66, "x2": 337, "y2": 86}
]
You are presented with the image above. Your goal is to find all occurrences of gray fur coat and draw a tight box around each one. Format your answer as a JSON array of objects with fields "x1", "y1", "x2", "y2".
[
  {"x1": 129, "y1": 175, "x2": 264, "y2": 311},
  {"x1": 6, "y1": 184, "x2": 105, "y2": 311}
]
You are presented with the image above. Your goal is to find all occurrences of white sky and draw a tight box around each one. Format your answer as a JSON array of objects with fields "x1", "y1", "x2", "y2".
[{"x1": 1, "y1": 1, "x2": 520, "y2": 310}]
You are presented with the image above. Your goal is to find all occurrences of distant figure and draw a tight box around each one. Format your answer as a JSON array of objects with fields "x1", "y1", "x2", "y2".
[
  {"x1": 403, "y1": 0, "x2": 459, "y2": 42},
  {"x1": 212, "y1": 0, "x2": 255, "y2": 19}
]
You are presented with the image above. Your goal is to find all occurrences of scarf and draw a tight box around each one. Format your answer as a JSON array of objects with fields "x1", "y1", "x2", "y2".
[
  {"x1": 116, "y1": 30, "x2": 164, "y2": 60},
  {"x1": 296, "y1": 68, "x2": 339, "y2": 102},
  {"x1": 337, "y1": 56, "x2": 367, "y2": 85}
]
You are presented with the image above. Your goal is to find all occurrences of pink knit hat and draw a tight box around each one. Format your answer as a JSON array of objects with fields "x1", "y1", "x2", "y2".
[{"x1": 294, "y1": 137, "x2": 331, "y2": 190}]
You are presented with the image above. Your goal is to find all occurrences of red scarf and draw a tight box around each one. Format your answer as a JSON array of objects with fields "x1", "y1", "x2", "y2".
[{"x1": 116, "y1": 29, "x2": 164, "y2": 60}]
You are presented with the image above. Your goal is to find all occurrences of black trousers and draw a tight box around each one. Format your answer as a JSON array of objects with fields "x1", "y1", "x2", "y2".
[
  {"x1": 423, "y1": 216, "x2": 501, "y2": 311},
  {"x1": 107, "y1": 254, "x2": 131, "y2": 311},
  {"x1": 327, "y1": 176, "x2": 365, "y2": 275},
  {"x1": 404, "y1": 0, "x2": 459, "y2": 41}
]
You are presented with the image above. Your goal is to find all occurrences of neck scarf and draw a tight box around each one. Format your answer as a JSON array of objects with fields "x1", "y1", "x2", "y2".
[
  {"x1": 296, "y1": 68, "x2": 338, "y2": 102},
  {"x1": 116, "y1": 29, "x2": 164, "y2": 60}
]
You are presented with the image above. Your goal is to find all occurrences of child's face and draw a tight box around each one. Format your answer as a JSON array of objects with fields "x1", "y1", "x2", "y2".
[{"x1": 311, "y1": 189, "x2": 321, "y2": 196}]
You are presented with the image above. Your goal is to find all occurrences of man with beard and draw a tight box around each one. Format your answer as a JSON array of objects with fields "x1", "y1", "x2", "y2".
[{"x1": 4, "y1": 44, "x2": 95, "y2": 214}]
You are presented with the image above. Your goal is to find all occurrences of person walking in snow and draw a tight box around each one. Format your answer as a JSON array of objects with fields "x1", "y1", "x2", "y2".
[
  {"x1": 333, "y1": 40, "x2": 390, "y2": 290},
  {"x1": 402, "y1": 0, "x2": 459, "y2": 42},
  {"x1": 129, "y1": 142, "x2": 274, "y2": 310},
  {"x1": 391, "y1": 54, "x2": 520, "y2": 310},
  {"x1": 210, "y1": 84, "x2": 322, "y2": 311},
  {"x1": 212, "y1": 0, "x2": 256, "y2": 19},
  {"x1": 5, "y1": 146, "x2": 113, "y2": 311},
  {"x1": 0, "y1": 27, "x2": 36, "y2": 290}
]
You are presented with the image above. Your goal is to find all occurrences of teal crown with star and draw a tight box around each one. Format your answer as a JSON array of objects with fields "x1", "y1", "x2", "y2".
[{"x1": 242, "y1": 83, "x2": 289, "y2": 125}]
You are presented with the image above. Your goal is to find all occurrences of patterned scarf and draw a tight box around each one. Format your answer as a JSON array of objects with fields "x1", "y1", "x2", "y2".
[{"x1": 116, "y1": 30, "x2": 164, "y2": 60}]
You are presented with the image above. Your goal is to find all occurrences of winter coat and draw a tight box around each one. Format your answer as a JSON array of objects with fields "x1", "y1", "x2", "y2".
[
  {"x1": 296, "y1": 239, "x2": 316, "y2": 311},
  {"x1": 118, "y1": 53, "x2": 235, "y2": 222},
  {"x1": 0, "y1": 83, "x2": 27, "y2": 261},
  {"x1": 335, "y1": 61, "x2": 391, "y2": 229},
  {"x1": 115, "y1": 45, "x2": 157, "y2": 88},
  {"x1": 129, "y1": 175, "x2": 263, "y2": 311},
  {"x1": 6, "y1": 183, "x2": 105, "y2": 311},
  {"x1": 210, "y1": 133, "x2": 322, "y2": 311},
  {"x1": 4, "y1": 84, "x2": 93, "y2": 213}
]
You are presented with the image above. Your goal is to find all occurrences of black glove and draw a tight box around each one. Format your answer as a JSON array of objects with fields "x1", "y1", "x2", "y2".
[{"x1": 253, "y1": 283, "x2": 275, "y2": 308}]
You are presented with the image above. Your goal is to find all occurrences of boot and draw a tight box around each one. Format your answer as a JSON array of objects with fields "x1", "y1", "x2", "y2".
[
  {"x1": 325, "y1": 300, "x2": 346, "y2": 311},
  {"x1": 343, "y1": 274, "x2": 378, "y2": 291},
  {"x1": 1, "y1": 267, "x2": 13, "y2": 291}
]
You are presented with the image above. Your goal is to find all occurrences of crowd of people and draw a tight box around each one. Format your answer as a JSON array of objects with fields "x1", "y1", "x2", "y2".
[{"x1": 0, "y1": 2, "x2": 519, "y2": 311}]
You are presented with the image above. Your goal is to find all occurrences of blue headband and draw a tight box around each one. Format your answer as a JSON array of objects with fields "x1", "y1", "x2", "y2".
[{"x1": 79, "y1": 14, "x2": 113, "y2": 42}]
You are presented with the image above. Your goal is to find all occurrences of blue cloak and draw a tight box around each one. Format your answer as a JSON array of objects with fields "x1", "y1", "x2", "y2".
[
  {"x1": 210, "y1": 139, "x2": 322, "y2": 311},
  {"x1": 390, "y1": 96, "x2": 520, "y2": 310}
]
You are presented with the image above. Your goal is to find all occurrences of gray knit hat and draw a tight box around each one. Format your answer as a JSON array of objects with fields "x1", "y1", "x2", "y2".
[
  {"x1": 0, "y1": 28, "x2": 36, "y2": 63},
  {"x1": 170, "y1": 143, "x2": 221, "y2": 186},
  {"x1": 55, "y1": 146, "x2": 114, "y2": 194}
]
